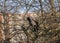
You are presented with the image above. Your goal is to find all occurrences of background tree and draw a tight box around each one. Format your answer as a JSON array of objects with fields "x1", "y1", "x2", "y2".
[{"x1": 0, "y1": 0, "x2": 60, "y2": 43}]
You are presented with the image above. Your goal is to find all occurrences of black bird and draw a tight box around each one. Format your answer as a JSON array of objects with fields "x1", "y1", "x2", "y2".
[
  {"x1": 27, "y1": 17, "x2": 33, "y2": 26},
  {"x1": 33, "y1": 25, "x2": 38, "y2": 32},
  {"x1": 33, "y1": 20, "x2": 39, "y2": 27},
  {"x1": 33, "y1": 20, "x2": 39, "y2": 32}
]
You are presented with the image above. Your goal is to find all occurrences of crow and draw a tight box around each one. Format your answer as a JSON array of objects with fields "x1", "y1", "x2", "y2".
[
  {"x1": 27, "y1": 17, "x2": 33, "y2": 26},
  {"x1": 33, "y1": 20, "x2": 39, "y2": 32}
]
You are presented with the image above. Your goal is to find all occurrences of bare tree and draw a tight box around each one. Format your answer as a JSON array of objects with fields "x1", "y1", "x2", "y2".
[{"x1": 0, "y1": 0, "x2": 60, "y2": 43}]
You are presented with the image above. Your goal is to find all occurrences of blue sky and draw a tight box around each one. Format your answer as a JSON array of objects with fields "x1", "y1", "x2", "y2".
[{"x1": 0, "y1": 0, "x2": 59, "y2": 13}]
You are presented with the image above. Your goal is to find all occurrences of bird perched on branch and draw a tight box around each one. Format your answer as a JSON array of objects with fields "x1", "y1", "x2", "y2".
[{"x1": 27, "y1": 17, "x2": 33, "y2": 26}]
